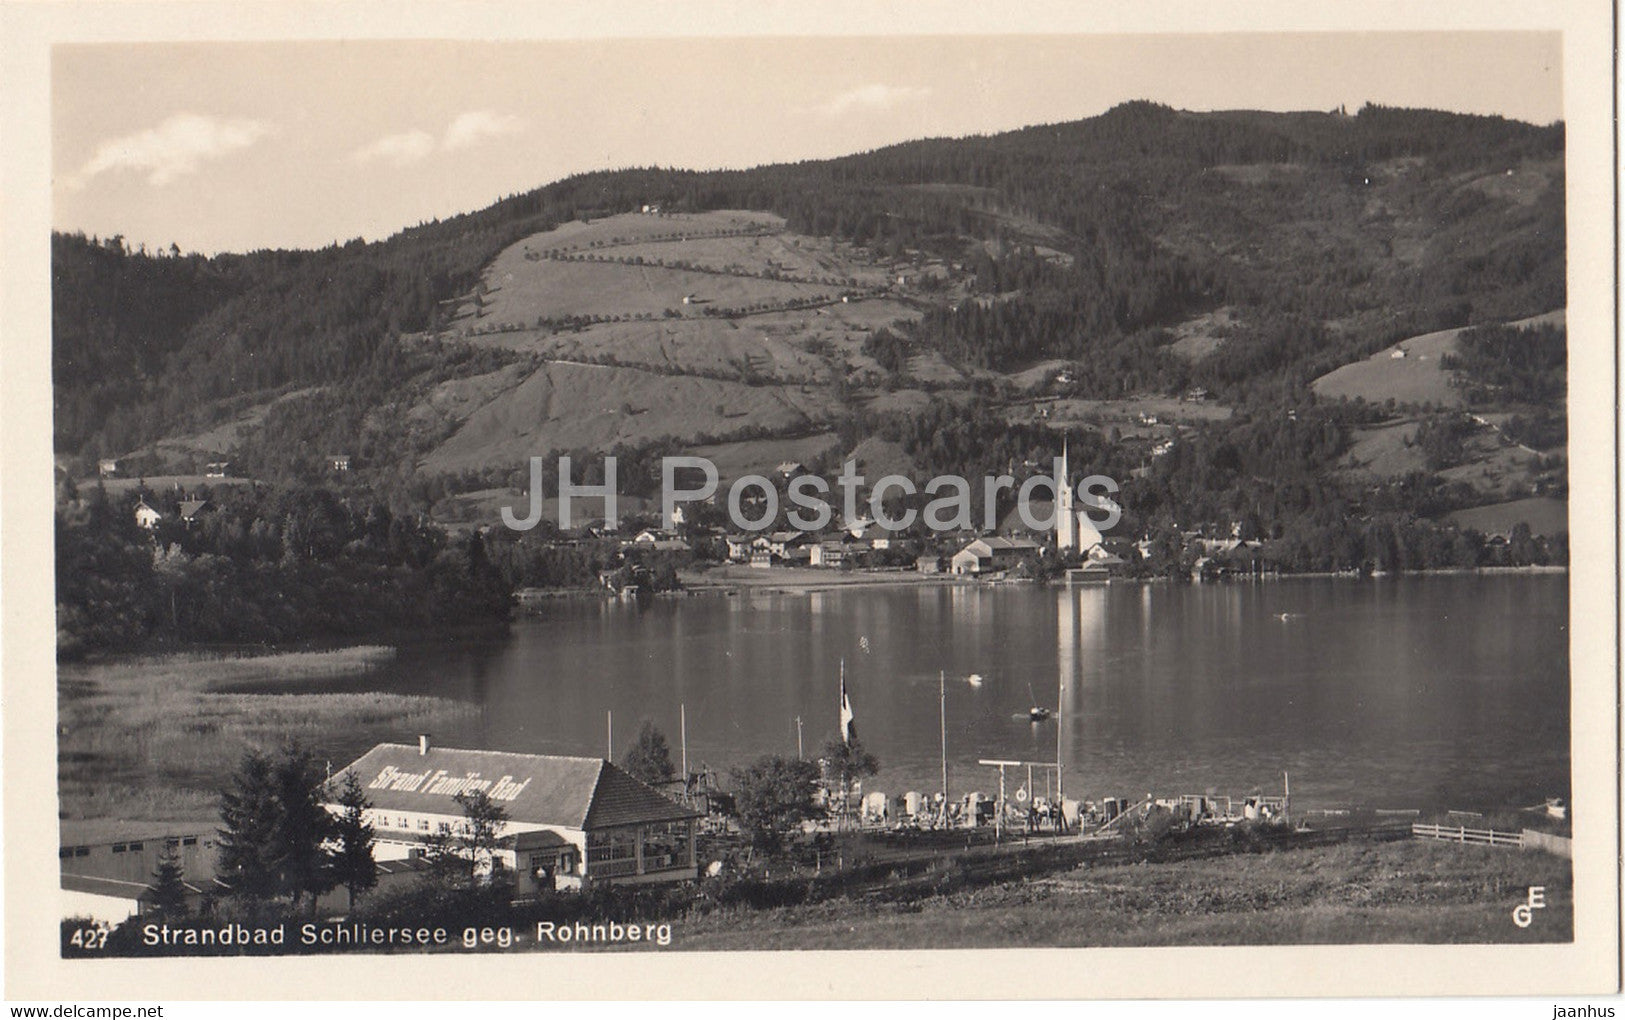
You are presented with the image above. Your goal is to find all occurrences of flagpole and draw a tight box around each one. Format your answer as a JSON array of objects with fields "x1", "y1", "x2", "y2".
[
  {"x1": 1057, "y1": 663, "x2": 1064, "y2": 809},
  {"x1": 680, "y1": 703, "x2": 687, "y2": 779},
  {"x1": 837, "y1": 659, "x2": 846, "y2": 828},
  {"x1": 939, "y1": 670, "x2": 948, "y2": 830},
  {"x1": 606, "y1": 709, "x2": 612, "y2": 760}
]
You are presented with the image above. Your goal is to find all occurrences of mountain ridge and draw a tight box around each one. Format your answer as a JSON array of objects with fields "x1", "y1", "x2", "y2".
[{"x1": 54, "y1": 101, "x2": 1564, "y2": 527}]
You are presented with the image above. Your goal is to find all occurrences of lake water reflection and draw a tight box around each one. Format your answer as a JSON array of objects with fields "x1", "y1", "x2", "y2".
[{"x1": 290, "y1": 574, "x2": 1569, "y2": 811}]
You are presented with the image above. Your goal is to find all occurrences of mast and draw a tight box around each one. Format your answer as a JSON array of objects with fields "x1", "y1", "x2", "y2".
[
  {"x1": 606, "y1": 709, "x2": 612, "y2": 760},
  {"x1": 680, "y1": 703, "x2": 687, "y2": 779}
]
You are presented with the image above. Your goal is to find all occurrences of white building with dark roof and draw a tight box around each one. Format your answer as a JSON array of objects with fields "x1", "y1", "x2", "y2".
[
  {"x1": 950, "y1": 536, "x2": 1042, "y2": 575},
  {"x1": 329, "y1": 740, "x2": 701, "y2": 895}
]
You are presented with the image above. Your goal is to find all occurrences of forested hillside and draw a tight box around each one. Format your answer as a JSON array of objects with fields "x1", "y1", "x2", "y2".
[
  {"x1": 54, "y1": 101, "x2": 1563, "y2": 471},
  {"x1": 52, "y1": 100, "x2": 1569, "y2": 639}
]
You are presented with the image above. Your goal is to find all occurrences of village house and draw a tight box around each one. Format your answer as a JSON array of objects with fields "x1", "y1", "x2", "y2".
[
  {"x1": 626, "y1": 530, "x2": 689, "y2": 553},
  {"x1": 846, "y1": 521, "x2": 891, "y2": 550},
  {"x1": 950, "y1": 536, "x2": 1042, "y2": 575},
  {"x1": 327, "y1": 454, "x2": 352, "y2": 472},
  {"x1": 133, "y1": 499, "x2": 162, "y2": 530},
  {"x1": 98, "y1": 458, "x2": 120, "y2": 477},
  {"x1": 809, "y1": 539, "x2": 845, "y2": 568},
  {"x1": 725, "y1": 535, "x2": 754, "y2": 562},
  {"x1": 329, "y1": 739, "x2": 701, "y2": 896},
  {"x1": 767, "y1": 531, "x2": 809, "y2": 558},
  {"x1": 204, "y1": 461, "x2": 231, "y2": 478},
  {"x1": 1067, "y1": 543, "x2": 1128, "y2": 583},
  {"x1": 843, "y1": 517, "x2": 875, "y2": 539},
  {"x1": 177, "y1": 499, "x2": 211, "y2": 528}
]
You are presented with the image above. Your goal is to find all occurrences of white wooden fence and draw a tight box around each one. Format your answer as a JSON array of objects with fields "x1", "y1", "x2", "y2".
[{"x1": 1411, "y1": 822, "x2": 1523, "y2": 847}]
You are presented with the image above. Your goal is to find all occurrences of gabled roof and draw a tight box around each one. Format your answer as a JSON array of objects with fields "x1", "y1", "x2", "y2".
[
  {"x1": 330, "y1": 743, "x2": 699, "y2": 831},
  {"x1": 178, "y1": 499, "x2": 209, "y2": 520},
  {"x1": 962, "y1": 536, "x2": 1042, "y2": 554},
  {"x1": 61, "y1": 874, "x2": 149, "y2": 899}
]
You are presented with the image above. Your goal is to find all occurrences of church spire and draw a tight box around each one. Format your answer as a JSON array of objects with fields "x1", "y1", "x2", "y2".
[{"x1": 1057, "y1": 438, "x2": 1076, "y2": 550}]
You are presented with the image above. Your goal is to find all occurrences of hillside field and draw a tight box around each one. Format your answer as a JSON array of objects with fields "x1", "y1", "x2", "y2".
[
  {"x1": 408, "y1": 212, "x2": 949, "y2": 479},
  {"x1": 1312, "y1": 309, "x2": 1565, "y2": 406},
  {"x1": 1446, "y1": 497, "x2": 1568, "y2": 537},
  {"x1": 422, "y1": 361, "x2": 842, "y2": 472}
]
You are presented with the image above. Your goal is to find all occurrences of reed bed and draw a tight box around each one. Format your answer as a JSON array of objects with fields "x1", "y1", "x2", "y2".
[{"x1": 58, "y1": 647, "x2": 471, "y2": 830}]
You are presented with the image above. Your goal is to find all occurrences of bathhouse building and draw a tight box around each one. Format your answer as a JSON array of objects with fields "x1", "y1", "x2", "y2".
[{"x1": 328, "y1": 739, "x2": 701, "y2": 896}]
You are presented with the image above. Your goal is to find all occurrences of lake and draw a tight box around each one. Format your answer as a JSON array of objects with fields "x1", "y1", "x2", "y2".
[{"x1": 286, "y1": 573, "x2": 1570, "y2": 812}]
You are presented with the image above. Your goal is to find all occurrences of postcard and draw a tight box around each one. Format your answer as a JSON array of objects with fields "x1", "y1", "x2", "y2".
[{"x1": 2, "y1": 0, "x2": 1618, "y2": 1004}]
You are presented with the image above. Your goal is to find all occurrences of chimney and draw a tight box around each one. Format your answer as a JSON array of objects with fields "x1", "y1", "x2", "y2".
[{"x1": 418, "y1": 734, "x2": 431, "y2": 756}]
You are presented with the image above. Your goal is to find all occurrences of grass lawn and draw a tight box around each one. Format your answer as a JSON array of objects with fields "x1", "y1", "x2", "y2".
[{"x1": 671, "y1": 839, "x2": 1572, "y2": 949}]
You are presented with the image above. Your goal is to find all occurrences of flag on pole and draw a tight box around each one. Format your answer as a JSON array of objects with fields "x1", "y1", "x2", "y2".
[{"x1": 839, "y1": 662, "x2": 856, "y2": 744}]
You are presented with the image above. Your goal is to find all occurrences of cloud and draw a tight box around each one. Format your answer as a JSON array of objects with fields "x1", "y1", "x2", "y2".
[
  {"x1": 350, "y1": 129, "x2": 437, "y2": 166},
  {"x1": 351, "y1": 110, "x2": 524, "y2": 165},
  {"x1": 442, "y1": 110, "x2": 524, "y2": 151},
  {"x1": 818, "y1": 84, "x2": 933, "y2": 118},
  {"x1": 66, "y1": 113, "x2": 272, "y2": 189}
]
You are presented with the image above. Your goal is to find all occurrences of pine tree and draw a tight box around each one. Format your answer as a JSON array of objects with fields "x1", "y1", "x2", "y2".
[
  {"x1": 620, "y1": 721, "x2": 676, "y2": 785},
  {"x1": 148, "y1": 844, "x2": 189, "y2": 919},
  {"x1": 216, "y1": 743, "x2": 338, "y2": 914},
  {"x1": 216, "y1": 750, "x2": 283, "y2": 908},
  {"x1": 329, "y1": 771, "x2": 377, "y2": 911},
  {"x1": 269, "y1": 741, "x2": 338, "y2": 913}
]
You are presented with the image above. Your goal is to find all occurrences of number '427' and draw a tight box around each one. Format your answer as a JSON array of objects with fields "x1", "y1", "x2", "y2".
[{"x1": 68, "y1": 926, "x2": 108, "y2": 950}]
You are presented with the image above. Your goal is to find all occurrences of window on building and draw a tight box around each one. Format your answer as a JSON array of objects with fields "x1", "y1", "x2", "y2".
[
  {"x1": 58, "y1": 848, "x2": 72, "y2": 859},
  {"x1": 181, "y1": 837, "x2": 198, "y2": 846},
  {"x1": 586, "y1": 829, "x2": 638, "y2": 865},
  {"x1": 74, "y1": 847, "x2": 89, "y2": 857},
  {"x1": 128, "y1": 842, "x2": 144, "y2": 852},
  {"x1": 112, "y1": 844, "x2": 127, "y2": 853},
  {"x1": 418, "y1": 820, "x2": 430, "y2": 831}
]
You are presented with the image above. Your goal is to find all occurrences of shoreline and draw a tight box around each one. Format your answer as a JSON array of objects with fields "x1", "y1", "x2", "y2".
[{"x1": 675, "y1": 562, "x2": 1569, "y2": 596}]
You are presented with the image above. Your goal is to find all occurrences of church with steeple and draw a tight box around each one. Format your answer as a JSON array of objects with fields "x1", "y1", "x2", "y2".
[{"x1": 1055, "y1": 440, "x2": 1104, "y2": 552}]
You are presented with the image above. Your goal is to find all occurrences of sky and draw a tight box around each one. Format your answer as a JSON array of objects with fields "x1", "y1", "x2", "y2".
[{"x1": 52, "y1": 33, "x2": 1563, "y2": 255}]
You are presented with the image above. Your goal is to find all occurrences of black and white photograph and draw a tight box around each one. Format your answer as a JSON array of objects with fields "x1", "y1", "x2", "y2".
[{"x1": 2, "y1": 1, "x2": 1618, "y2": 1006}]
